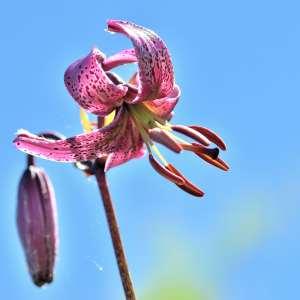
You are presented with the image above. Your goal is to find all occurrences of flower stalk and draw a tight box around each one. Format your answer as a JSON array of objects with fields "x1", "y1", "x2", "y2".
[{"x1": 93, "y1": 159, "x2": 136, "y2": 300}]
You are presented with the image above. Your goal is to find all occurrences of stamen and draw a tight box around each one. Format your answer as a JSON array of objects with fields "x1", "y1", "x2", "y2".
[
  {"x1": 166, "y1": 164, "x2": 204, "y2": 197},
  {"x1": 148, "y1": 154, "x2": 185, "y2": 185},
  {"x1": 129, "y1": 105, "x2": 156, "y2": 130},
  {"x1": 149, "y1": 128, "x2": 182, "y2": 153},
  {"x1": 180, "y1": 141, "x2": 229, "y2": 171},
  {"x1": 129, "y1": 106, "x2": 152, "y2": 146},
  {"x1": 150, "y1": 144, "x2": 169, "y2": 166},
  {"x1": 129, "y1": 105, "x2": 167, "y2": 168},
  {"x1": 189, "y1": 126, "x2": 227, "y2": 150},
  {"x1": 136, "y1": 103, "x2": 167, "y2": 126},
  {"x1": 195, "y1": 152, "x2": 229, "y2": 171},
  {"x1": 129, "y1": 104, "x2": 172, "y2": 167},
  {"x1": 165, "y1": 130, "x2": 190, "y2": 145},
  {"x1": 182, "y1": 143, "x2": 219, "y2": 159},
  {"x1": 154, "y1": 120, "x2": 172, "y2": 131},
  {"x1": 171, "y1": 125, "x2": 210, "y2": 146}
]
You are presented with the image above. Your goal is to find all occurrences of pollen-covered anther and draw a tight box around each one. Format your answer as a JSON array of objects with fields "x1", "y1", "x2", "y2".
[
  {"x1": 166, "y1": 164, "x2": 205, "y2": 197},
  {"x1": 189, "y1": 125, "x2": 227, "y2": 151},
  {"x1": 181, "y1": 142, "x2": 229, "y2": 171},
  {"x1": 148, "y1": 154, "x2": 185, "y2": 185},
  {"x1": 171, "y1": 125, "x2": 210, "y2": 146},
  {"x1": 182, "y1": 143, "x2": 219, "y2": 159},
  {"x1": 149, "y1": 128, "x2": 182, "y2": 153},
  {"x1": 195, "y1": 151, "x2": 229, "y2": 171}
]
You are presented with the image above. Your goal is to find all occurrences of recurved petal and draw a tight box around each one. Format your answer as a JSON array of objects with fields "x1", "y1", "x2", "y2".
[
  {"x1": 144, "y1": 84, "x2": 180, "y2": 119},
  {"x1": 64, "y1": 48, "x2": 128, "y2": 116},
  {"x1": 107, "y1": 20, "x2": 174, "y2": 103},
  {"x1": 14, "y1": 108, "x2": 145, "y2": 170},
  {"x1": 102, "y1": 48, "x2": 137, "y2": 71}
]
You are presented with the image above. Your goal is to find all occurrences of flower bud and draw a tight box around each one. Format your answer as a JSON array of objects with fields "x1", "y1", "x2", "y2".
[{"x1": 17, "y1": 156, "x2": 58, "y2": 287}]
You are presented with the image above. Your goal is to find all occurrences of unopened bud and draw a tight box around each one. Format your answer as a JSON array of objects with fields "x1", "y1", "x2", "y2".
[{"x1": 17, "y1": 156, "x2": 58, "y2": 287}]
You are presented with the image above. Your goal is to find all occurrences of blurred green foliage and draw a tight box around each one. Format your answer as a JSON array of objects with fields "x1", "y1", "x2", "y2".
[
  {"x1": 142, "y1": 279, "x2": 215, "y2": 300},
  {"x1": 141, "y1": 197, "x2": 271, "y2": 300}
]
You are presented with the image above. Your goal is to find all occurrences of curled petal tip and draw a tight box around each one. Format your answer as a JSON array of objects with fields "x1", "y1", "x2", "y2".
[
  {"x1": 107, "y1": 19, "x2": 123, "y2": 32},
  {"x1": 15, "y1": 129, "x2": 33, "y2": 138},
  {"x1": 107, "y1": 19, "x2": 175, "y2": 103},
  {"x1": 14, "y1": 131, "x2": 37, "y2": 150},
  {"x1": 64, "y1": 48, "x2": 127, "y2": 116}
]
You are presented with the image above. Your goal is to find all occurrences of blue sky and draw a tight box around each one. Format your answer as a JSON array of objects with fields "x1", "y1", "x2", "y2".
[{"x1": 1, "y1": 0, "x2": 300, "y2": 299}]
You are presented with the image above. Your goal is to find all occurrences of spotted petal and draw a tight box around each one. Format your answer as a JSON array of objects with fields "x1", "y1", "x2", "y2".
[
  {"x1": 107, "y1": 20, "x2": 174, "y2": 103},
  {"x1": 105, "y1": 113, "x2": 146, "y2": 171},
  {"x1": 14, "y1": 108, "x2": 145, "y2": 171},
  {"x1": 144, "y1": 84, "x2": 180, "y2": 119},
  {"x1": 102, "y1": 48, "x2": 137, "y2": 71},
  {"x1": 64, "y1": 48, "x2": 128, "y2": 116}
]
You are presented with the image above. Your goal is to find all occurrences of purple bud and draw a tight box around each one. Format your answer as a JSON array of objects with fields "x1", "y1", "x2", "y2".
[{"x1": 17, "y1": 156, "x2": 58, "y2": 287}]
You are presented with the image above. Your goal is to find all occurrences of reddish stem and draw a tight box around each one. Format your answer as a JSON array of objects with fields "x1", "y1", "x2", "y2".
[
  {"x1": 27, "y1": 155, "x2": 35, "y2": 167},
  {"x1": 94, "y1": 161, "x2": 136, "y2": 300}
]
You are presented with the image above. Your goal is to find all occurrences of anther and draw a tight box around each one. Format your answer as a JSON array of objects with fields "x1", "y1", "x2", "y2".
[
  {"x1": 195, "y1": 152, "x2": 229, "y2": 171},
  {"x1": 149, "y1": 128, "x2": 182, "y2": 153},
  {"x1": 148, "y1": 154, "x2": 185, "y2": 185},
  {"x1": 171, "y1": 125, "x2": 210, "y2": 146},
  {"x1": 182, "y1": 143, "x2": 219, "y2": 159},
  {"x1": 189, "y1": 126, "x2": 226, "y2": 150},
  {"x1": 166, "y1": 164, "x2": 205, "y2": 197}
]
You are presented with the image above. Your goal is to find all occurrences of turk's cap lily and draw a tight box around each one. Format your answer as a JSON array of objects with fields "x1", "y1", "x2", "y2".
[
  {"x1": 14, "y1": 20, "x2": 229, "y2": 197},
  {"x1": 17, "y1": 155, "x2": 58, "y2": 286}
]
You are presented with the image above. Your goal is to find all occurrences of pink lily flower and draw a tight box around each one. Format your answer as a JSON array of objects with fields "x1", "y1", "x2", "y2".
[{"x1": 14, "y1": 20, "x2": 229, "y2": 197}]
